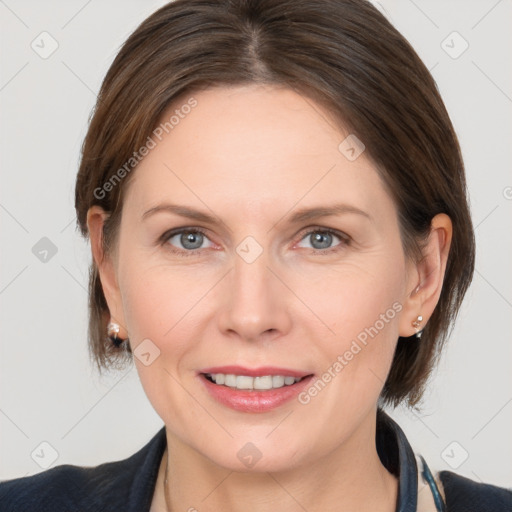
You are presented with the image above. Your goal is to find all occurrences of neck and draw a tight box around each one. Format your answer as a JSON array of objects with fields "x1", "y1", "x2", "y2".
[{"x1": 156, "y1": 412, "x2": 398, "y2": 512}]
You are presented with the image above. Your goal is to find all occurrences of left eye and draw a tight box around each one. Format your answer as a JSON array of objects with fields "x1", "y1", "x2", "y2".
[{"x1": 296, "y1": 229, "x2": 346, "y2": 251}]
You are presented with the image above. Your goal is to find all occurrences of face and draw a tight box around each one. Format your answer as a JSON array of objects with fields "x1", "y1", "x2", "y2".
[{"x1": 101, "y1": 84, "x2": 420, "y2": 472}]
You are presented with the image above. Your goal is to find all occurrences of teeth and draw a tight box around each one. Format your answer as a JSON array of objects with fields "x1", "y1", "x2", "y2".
[
  {"x1": 254, "y1": 376, "x2": 273, "y2": 390},
  {"x1": 236, "y1": 375, "x2": 253, "y2": 389},
  {"x1": 224, "y1": 374, "x2": 237, "y2": 387},
  {"x1": 208, "y1": 373, "x2": 303, "y2": 390},
  {"x1": 272, "y1": 375, "x2": 285, "y2": 388}
]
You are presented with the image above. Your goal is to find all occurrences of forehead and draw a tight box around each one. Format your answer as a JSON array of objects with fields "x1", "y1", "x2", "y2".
[{"x1": 124, "y1": 84, "x2": 396, "y2": 225}]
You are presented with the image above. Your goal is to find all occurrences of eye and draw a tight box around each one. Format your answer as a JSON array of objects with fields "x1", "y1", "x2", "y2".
[
  {"x1": 296, "y1": 228, "x2": 349, "y2": 253},
  {"x1": 162, "y1": 228, "x2": 214, "y2": 254}
]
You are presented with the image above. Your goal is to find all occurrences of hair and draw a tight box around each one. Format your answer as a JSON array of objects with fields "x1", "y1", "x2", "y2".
[{"x1": 74, "y1": 0, "x2": 475, "y2": 409}]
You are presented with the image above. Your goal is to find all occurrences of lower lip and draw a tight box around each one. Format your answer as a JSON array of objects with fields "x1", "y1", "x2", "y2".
[{"x1": 199, "y1": 374, "x2": 314, "y2": 413}]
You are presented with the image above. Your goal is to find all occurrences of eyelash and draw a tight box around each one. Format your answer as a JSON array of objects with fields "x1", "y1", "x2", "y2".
[{"x1": 159, "y1": 226, "x2": 351, "y2": 257}]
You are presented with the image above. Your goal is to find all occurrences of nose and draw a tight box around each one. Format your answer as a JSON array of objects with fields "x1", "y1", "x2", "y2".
[{"x1": 217, "y1": 246, "x2": 292, "y2": 343}]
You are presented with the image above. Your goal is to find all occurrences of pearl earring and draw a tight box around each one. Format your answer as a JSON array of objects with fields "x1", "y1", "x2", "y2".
[
  {"x1": 107, "y1": 322, "x2": 127, "y2": 347},
  {"x1": 411, "y1": 315, "x2": 423, "y2": 339}
]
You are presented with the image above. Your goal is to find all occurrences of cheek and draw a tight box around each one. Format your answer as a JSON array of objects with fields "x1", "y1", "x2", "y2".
[
  {"x1": 289, "y1": 257, "x2": 405, "y2": 408},
  {"x1": 118, "y1": 251, "x2": 209, "y2": 343},
  {"x1": 118, "y1": 260, "x2": 211, "y2": 429},
  {"x1": 290, "y1": 253, "x2": 405, "y2": 344}
]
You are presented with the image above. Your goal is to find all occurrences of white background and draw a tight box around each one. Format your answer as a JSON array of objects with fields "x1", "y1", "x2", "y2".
[{"x1": 1, "y1": 0, "x2": 511, "y2": 489}]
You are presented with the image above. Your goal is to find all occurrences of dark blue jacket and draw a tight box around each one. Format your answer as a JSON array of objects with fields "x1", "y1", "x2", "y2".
[{"x1": 1, "y1": 409, "x2": 511, "y2": 511}]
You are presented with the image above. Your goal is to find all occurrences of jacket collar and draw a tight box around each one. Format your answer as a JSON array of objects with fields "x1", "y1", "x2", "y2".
[{"x1": 376, "y1": 407, "x2": 419, "y2": 512}]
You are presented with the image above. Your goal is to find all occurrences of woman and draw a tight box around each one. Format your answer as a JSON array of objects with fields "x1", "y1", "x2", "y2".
[{"x1": 1, "y1": 0, "x2": 510, "y2": 511}]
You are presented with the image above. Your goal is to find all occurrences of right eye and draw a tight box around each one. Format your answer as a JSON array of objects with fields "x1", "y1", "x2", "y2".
[{"x1": 161, "y1": 228, "x2": 214, "y2": 256}]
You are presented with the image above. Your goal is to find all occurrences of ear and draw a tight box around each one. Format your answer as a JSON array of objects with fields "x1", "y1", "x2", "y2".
[
  {"x1": 399, "y1": 213, "x2": 453, "y2": 337},
  {"x1": 87, "y1": 206, "x2": 128, "y2": 338}
]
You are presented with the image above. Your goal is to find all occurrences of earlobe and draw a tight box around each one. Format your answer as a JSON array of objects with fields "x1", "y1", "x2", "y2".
[
  {"x1": 86, "y1": 206, "x2": 128, "y2": 338},
  {"x1": 399, "y1": 213, "x2": 453, "y2": 338}
]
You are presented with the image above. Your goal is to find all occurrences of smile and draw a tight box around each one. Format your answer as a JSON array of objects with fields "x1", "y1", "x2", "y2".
[{"x1": 199, "y1": 367, "x2": 315, "y2": 412}]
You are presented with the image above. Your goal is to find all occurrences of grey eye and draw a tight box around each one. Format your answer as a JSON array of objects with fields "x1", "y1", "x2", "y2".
[
  {"x1": 297, "y1": 230, "x2": 343, "y2": 250},
  {"x1": 309, "y1": 232, "x2": 333, "y2": 249},
  {"x1": 168, "y1": 230, "x2": 210, "y2": 250}
]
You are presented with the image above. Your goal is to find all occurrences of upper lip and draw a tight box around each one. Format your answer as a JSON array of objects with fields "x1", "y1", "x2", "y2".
[{"x1": 199, "y1": 365, "x2": 313, "y2": 378}]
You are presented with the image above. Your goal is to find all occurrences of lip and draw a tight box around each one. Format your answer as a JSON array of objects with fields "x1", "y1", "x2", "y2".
[
  {"x1": 198, "y1": 366, "x2": 315, "y2": 413},
  {"x1": 199, "y1": 365, "x2": 311, "y2": 378}
]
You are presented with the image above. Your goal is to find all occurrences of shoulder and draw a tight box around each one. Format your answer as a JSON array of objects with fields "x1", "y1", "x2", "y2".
[
  {"x1": 0, "y1": 461, "x2": 122, "y2": 511},
  {"x1": 0, "y1": 426, "x2": 167, "y2": 512},
  {"x1": 439, "y1": 470, "x2": 512, "y2": 512}
]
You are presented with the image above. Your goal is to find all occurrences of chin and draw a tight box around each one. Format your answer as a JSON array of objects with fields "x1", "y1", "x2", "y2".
[{"x1": 197, "y1": 438, "x2": 309, "y2": 474}]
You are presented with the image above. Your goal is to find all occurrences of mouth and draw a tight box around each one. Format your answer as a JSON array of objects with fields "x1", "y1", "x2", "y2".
[{"x1": 198, "y1": 366, "x2": 315, "y2": 413}]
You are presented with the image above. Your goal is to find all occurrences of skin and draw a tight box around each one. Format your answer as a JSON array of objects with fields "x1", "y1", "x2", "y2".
[{"x1": 88, "y1": 84, "x2": 452, "y2": 512}]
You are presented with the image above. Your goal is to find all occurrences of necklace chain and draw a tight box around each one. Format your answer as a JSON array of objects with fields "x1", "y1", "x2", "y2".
[{"x1": 164, "y1": 452, "x2": 172, "y2": 512}]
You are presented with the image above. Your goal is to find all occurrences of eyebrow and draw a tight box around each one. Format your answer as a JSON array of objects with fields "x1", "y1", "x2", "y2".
[
  {"x1": 141, "y1": 202, "x2": 371, "y2": 226},
  {"x1": 286, "y1": 204, "x2": 371, "y2": 223}
]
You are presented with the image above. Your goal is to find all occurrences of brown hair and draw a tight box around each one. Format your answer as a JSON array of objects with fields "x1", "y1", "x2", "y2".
[{"x1": 74, "y1": 0, "x2": 475, "y2": 409}]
